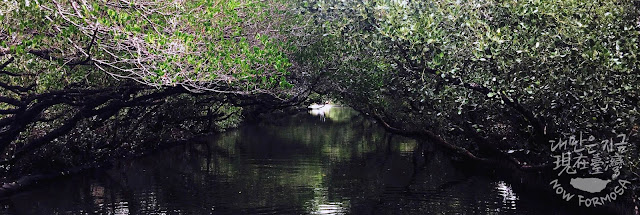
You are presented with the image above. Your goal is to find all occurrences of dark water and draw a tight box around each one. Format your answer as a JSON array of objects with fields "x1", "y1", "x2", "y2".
[{"x1": 1, "y1": 108, "x2": 566, "y2": 214}]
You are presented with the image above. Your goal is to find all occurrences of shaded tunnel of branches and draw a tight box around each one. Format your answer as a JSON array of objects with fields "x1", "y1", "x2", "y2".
[{"x1": 0, "y1": 55, "x2": 306, "y2": 181}]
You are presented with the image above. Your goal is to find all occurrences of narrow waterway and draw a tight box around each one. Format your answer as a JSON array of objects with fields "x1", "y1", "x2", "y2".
[{"x1": 1, "y1": 108, "x2": 569, "y2": 214}]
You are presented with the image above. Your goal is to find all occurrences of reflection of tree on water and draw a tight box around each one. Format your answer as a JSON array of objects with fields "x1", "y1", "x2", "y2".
[{"x1": 0, "y1": 109, "x2": 573, "y2": 215}]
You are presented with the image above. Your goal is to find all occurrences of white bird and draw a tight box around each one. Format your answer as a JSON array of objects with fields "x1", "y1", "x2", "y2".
[
  {"x1": 308, "y1": 101, "x2": 333, "y2": 122},
  {"x1": 308, "y1": 101, "x2": 332, "y2": 110}
]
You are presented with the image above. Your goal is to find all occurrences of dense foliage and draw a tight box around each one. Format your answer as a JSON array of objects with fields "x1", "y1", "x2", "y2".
[
  {"x1": 0, "y1": 0, "x2": 638, "y2": 209},
  {"x1": 296, "y1": 0, "x2": 639, "y2": 167},
  {"x1": 1, "y1": 0, "x2": 298, "y2": 93},
  {"x1": 0, "y1": 0, "x2": 305, "y2": 180}
]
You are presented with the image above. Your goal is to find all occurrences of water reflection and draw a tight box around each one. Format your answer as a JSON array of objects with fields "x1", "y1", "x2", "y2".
[
  {"x1": 496, "y1": 181, "x2": 518, "y2": 209},
  {"x1": 0, "y1": 108, "x2": 563, "y2": 214}
]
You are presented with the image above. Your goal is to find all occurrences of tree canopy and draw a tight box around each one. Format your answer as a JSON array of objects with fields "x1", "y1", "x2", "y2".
[
  {"x1": 297, "y1": 0, "x2": 638, "y2": 150},
  {"x1": 0, "y1": 0, "x2": 306, "y2": 179},
  {"x1": 1, "y1": 0, "x2": 296, "y2": 94},
  {"x1": 0, "y1": 0, "x2": 639, "y2": 205}
]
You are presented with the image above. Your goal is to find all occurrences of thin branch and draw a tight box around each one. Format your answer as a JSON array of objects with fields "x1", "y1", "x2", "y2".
[
  {"x1": 0, "y1": 57, "x2": 14, "y2": 71},
  {"x1": 0, "y1": 82, "x2": 35, "y2": 94}
]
